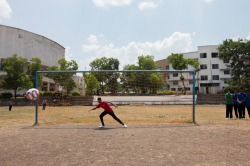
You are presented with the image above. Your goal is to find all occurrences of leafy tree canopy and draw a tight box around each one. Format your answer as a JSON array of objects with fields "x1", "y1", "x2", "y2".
[
  {"x1": 47, "y1": 58, "x2": 79, "y2": 92},
  {"x1": 218, "y1": 38, "x2": 250, "y2": 87},
  {"x1": 0, "y1": 54, "x2": 33, "y2": 98},
  {"x1": 90, "y1": 57, "x2": 119, "y2": 71},
  {"x1": 26, "y1": 58, "x2": 43, "y2": 88},
  {"x1": 122, "y1": 55, "x2": 165, "y2": 93},
  {"x1": 84, "y1": 74, "x2": 100, "y2": 95},
  {"x1": 167, "y1": 53, "x2": 200, "y2": 94},
  {"x1": 89, "y1": 57, "x2": 120, "y2": 94}
]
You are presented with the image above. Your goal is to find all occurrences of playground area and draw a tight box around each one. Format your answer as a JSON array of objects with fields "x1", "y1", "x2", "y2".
[{"x1": 0, "y1": 105, "x2": 250, "y2": 165}]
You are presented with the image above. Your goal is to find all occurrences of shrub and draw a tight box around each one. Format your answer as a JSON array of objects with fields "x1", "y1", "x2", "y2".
[
  {"x1": 157, "y1": 91, "x2": 176, "y2": 94},
  {"x1": 71, "y1": 91, "x2": 81, "y2": 96},
  {"x1": 1, "y1": 93, "x2": 12, "y2": 99},
  {"x1": 223, "y1": 86, "x2": 238, "y2": 93},
  {"x1": 42, "y1": 91, "x2": 52, "y2": 96}
]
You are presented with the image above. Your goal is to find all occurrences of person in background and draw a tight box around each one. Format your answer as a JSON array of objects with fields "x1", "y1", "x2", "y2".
[
  {"x1": 53, "y1": 98, "x2": 57, "y2": 107},
  {"x1": 225, "y1": 88, "x2": 233, "y2": 119},
  {"x1": 42, "y1": 98, "x2": 47, "y2": 110},
  {"x1": 232, "y1": 89, "x2": 239, "y2": 119},
  {"x1": 245, "y1": 89, "x2": 250, "y2": 120},
  {"x1": 8, "y1": 99, "x2": 12, "y2": 111},
  {"x1": 237, "y1": 87, "x2": 246, "y2": 119}
]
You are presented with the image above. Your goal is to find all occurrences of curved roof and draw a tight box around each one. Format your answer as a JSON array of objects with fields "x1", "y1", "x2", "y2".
[{"x1": 0, "y1": 24, "x2": 65, "y2": 49}]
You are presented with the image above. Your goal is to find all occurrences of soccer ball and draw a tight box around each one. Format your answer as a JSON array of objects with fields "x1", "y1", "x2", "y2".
[{"x1": 26, "y1": 88, "x2": 39, "y2": 100}]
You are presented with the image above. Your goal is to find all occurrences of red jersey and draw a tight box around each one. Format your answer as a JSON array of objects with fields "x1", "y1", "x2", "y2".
[{"x1": 96, "y1": 101, "x2": 113, "y2": 113}]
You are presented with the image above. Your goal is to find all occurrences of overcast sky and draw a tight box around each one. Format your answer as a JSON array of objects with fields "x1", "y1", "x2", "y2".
[{"x1": 0, "y1": 0, "x2": 250, "y2": 70}]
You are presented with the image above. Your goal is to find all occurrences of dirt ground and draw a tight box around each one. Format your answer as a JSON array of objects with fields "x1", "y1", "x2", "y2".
[{"x1": 1, "y1": 106, "x2": 250, "y2": 166}]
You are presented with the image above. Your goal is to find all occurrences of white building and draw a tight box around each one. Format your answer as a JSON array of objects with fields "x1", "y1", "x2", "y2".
[
  {"x1": 166, "y1": 45, "x2": 231, "y2": 94},
  {"x1": 0, "y1": 24, "x2": 65, "y2": 95},
  {"x1": 72, "y1": 76, "x2": 85, "y2": 95}
]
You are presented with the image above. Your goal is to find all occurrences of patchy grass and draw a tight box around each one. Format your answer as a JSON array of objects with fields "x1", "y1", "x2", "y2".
[{"x1": 0, "y1": 105, "x2": 249, "y2": 128}]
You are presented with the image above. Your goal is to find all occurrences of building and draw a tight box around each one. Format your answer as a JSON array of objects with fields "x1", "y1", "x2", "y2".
[
  {"x1": 156, "y1": 45, "x2": 231, "y2": 94},
  {"x1": 0, "y1": 24, "x2": 65, "y2": 95},
  {"x1": 72, "y1": 76, "x2": 85, "y2": 95},
  {"x1": 156, "y1": 59, "x2": 170, "y2": 89}
]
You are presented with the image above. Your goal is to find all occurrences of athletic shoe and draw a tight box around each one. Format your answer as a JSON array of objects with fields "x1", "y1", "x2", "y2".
[
  {"x1": 226, "y1": 118, "x2": 228, "y2": 119},
  {"x1": 99, "y1": 125, "x2": 105, "y2": 128},
  {"x1": 123, "y1": 124, "x2": 127, "y2": 128},
  {"x1": 230, "y1": 118, "x2": 234, "y2": 119}
]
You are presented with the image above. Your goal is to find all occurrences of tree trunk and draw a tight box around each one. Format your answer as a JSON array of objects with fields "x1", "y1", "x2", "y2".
[
  {"x1": 238, "y1": 76, "x2": 242, "y2": 88},
  {"x1": 14, "y1": 89, "x2": 17, "y2": 99},
  {"x1": 180, "y1": 73, "x2": 186, "y2": 95}
]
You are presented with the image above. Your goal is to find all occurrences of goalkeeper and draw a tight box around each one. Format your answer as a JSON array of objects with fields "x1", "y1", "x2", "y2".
[{"x1": 88, "y1": 97, "x2": 127, "y2": 128}]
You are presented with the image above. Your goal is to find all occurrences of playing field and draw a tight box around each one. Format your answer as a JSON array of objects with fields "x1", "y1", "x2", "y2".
[{"x1": 0, "y1": 105, "x2": 250, "y2": 165}]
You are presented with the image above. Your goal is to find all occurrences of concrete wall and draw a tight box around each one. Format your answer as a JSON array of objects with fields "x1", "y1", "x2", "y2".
[
  {"x1": 92, "y1": 95, "x2": 197, "y2": 105},
  {"x1": 0, "y1": 99, "x2": 35, "y2": 106}
]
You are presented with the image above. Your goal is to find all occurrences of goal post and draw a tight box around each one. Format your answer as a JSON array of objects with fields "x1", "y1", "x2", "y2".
[{"x1": 35, "y1": 70, "x2": 196, "y2": 125}]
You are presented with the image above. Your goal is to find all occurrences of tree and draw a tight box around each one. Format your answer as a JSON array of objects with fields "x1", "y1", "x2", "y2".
[
  {"x1": 218, "y1": 38, "x2": 250, "y2": 87},
  {"x1": 0, "y1": 54, "x2": 33, "y2": 98},
  {"x1": 47, "y1": 58, "x2": 79, "y2": 92},
  {"x1": 26, "y1": 58, "x2": 43, "y2": 88},
  {"x1": 149, "y1": 73, "x2": 165, "y2": 93},
  {"x1": 122, "y1": 55, "x2": 165, "y2": 93},
  {"x1": 84, "y1": 74, "x2": 100, "y2": 95},
  {"x1": 137, "y1": 55, "x2": 157, "y2": 70},
  {"x1": 89, "y1": 57, "x2": 120, "y2": 94},
  {"x1": 167, "y1": 53, "x2": 199, "y2": 94}
]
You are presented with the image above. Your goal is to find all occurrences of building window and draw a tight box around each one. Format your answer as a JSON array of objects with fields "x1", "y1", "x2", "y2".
[
  {"x1": 167, "y1": 76, "x2": 170, "y2": 79},
  {"x1": 171, "y1": 88, "x2": 176, "y2": 91},
  {"x1": 189, "y1": 80, "x2": 193, "y2": 84},
  {"x1": 213, "y1": 75, "x2": 219, "y2": 80},
  {"x1": 201, "y1": 75, "x2": 208, "y2": 81},
  {"x1": 224, "y1": 71, "x2": 230, "y2": 75},
  {"x1": 166, "y1": 65, "x2": 169, "y2": 69},
  {"x1": 0, "y1": 63, "x2": 6, "y2": 70},
  {"x1": 200, "y1": 53, "x2": 207, "y2": 58},
  {"x1": 212, "y1": 64, "x2": 219, "y2": 69},
  {"x1": 156, "y1": 67, "x2": 161, "y2": 70},
  {"x1": 173, "y1": 73, "x2": 178, "y2": 77},
  {"x1": 186, "y1": 87, "x2": 191, "y2": 91},
  {"x1": 200, "y1": 64, "x2": 207, "y2": 69},
  {"x1": 224, "y1": 80, "x2": 227, "y2": 84},
  {"x1": 178, "y1": 88, "x2": 182, "y2": 91},
  {"x1": 173, "y1": 81, "x2": 178, "y2": 85},
  {"x1": 223, "y1": 59, "x2": 229, "y2": 63},
  {"x1": 211, "y1": 53, "x2": 218, "y2": 58}
]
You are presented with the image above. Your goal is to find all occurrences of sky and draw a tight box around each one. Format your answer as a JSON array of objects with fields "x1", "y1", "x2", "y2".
[{"x1": 0, "y1": 0, "x2": 250, "y2": 71}]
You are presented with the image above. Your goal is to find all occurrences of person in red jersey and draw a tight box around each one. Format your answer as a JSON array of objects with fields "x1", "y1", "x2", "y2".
[{"x1": 88, "y1": 97, "x2": 127, "y2": 128}]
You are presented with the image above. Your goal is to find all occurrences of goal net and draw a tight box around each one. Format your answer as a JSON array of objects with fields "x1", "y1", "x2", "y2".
[{"x1": 35, "y1": 70, "x2": 196, "y2": 125}]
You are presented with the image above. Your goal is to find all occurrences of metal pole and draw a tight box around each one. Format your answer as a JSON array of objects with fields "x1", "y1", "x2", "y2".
[
  {"x1": 35, "y1": 71, "x2": 38, "y2": 125},
  {"x1": 193, "y1": 71, "x2": 196, "y2": 123}
]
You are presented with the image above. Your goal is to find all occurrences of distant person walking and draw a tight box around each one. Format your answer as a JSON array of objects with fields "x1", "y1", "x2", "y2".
[
  {"x1": 245, "y1": 89, "x2": 250, "y2": 120},
  {"x1": 8, "y1": 99, "x2": 12, "y2": 111},
  {"x1": 225, "y1": 88, "x2": 233, "y2": 119},
  {"x1": 237, "y1": 87, "x2": 246, "y2": 119},
  {"x1": 232, "y1": 90, "x2": 239, "y2": 119},
  {"x1": 42, "y1": 99, "x2": 47, "y2": 110}
]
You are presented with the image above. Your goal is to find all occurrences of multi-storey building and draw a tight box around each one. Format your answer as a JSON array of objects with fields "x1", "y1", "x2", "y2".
[
  {"x1": 0, "y1": 24, "x2": 65, "y2": 95},
  {"x1": 156, "y1": 45, "x2": 231, "y2": 94}
]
